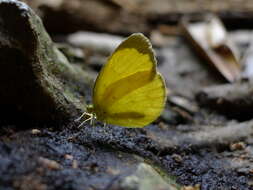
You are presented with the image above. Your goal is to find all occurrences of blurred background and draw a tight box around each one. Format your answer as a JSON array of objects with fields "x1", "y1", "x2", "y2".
[{"x1": 21, "y1": 0, "x2": 253, "y2": 35}]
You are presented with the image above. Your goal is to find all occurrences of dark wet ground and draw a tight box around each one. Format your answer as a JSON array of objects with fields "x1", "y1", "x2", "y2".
[{"x1": 0, "y1": 119, "x2": 252, "y2": 190}]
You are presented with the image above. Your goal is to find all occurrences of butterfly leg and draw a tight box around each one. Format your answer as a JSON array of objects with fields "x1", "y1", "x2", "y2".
[
  {"x1": 75, "y1": 112, "x2": 93, "y2": 121},
  {"x1": 77, "y1": 117, "x2": 92, "y2": 128},
  {"x1": 75, "y1": 112, "x2": 91, "y2": 122},
  {"x1": 90, "y1": 115, "x2": 95, "y2": 126},
  {"x1": 101, "y1": 122, "x2": 109, "y2": 133}
]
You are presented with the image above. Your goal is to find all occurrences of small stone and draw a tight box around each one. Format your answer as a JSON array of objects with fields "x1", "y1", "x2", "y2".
[
  {"x1": 181, "y1": 184, "x2": 200, "y2": 190},
  {"x1": 38, "y1": 157, "x2": 61, "y2": 170},
  {"x1": 120, "y1": 163, "x2": 178, "y2": 190},
  {"x1": 64, "y1": 154, "x2": 74, "y2": 160},
  {"x1": 172, "y1": 154, "x2": 183, "y2": 163},
  {"x1": 31, "y1": 129, "x2": 41, "y2": 135},
  {"x1": 107, "y1": 167, "x2": 120, "y2": 175},
  {"x1": 72, "y1": 160, "x2": 78, "y2": 169},
  {"x1": 67, "y1": 136, "x2": 76, "y2": 142},
  {"x1": 230, "y1": 142, "x2": 246, "y2": 151},
  {"x1": 158, "y1": 122, "x2": 168, "y2": 130}
]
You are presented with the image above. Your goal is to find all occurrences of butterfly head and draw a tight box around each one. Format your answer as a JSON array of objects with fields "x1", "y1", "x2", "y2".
[
  {"x1": 88, "y1": 104, "x2": 108, "y2": 123},
  {"x1": 86, "y1": 104, "x2": 94, "y2": 114}
]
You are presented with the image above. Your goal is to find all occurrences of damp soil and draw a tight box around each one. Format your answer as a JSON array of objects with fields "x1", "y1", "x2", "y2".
[{"x1": 0, "y1": 119, "x2": 252, "y2": 190}]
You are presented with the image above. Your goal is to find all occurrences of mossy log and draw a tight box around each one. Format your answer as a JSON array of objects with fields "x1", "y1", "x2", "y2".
[{"x1": 0, "y1": 0, "x2": 92, "y2": 123}]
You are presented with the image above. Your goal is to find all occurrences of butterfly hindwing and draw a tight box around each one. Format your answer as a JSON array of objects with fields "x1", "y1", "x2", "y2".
[{"x1": 103, "y1": 74, "x2": 166, "y2": 127}]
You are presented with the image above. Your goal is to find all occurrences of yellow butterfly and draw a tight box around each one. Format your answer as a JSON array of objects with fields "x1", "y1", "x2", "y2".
[{"x1": 76, "y1": 33, "x2": 167, "y2": 128}]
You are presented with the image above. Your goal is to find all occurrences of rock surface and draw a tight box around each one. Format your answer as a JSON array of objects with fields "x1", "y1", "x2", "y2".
[{"x1": 0, "y1": 0, "x2": 92, "y2": 123}]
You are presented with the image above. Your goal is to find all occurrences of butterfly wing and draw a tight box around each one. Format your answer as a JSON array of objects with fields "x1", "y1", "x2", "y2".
[
  {"x1": 93, "y1": 33, "x2": 167, "y2": 127},
  {"x1": 101, "y1": 73, "x2": 166, "y2": 127}
]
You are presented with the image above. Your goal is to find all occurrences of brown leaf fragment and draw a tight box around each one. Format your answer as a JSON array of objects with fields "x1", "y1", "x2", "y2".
[{"x1": 181, "y1": 15, "x2": 241, "y2": 82}]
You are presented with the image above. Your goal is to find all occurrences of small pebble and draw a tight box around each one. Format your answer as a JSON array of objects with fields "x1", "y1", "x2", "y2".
[
  {"x1": 38, "y1": 157, "x2": 61, "y2": 170},
  {"x1": 181, "y1": 184, "x2": 200, "y2": 190},
  {"x1": 230, "y1": 142, "x2": 246, "y2": 151},
  {"x1": 172, "y1": 153, "x2": 183, "y2": 163},
  {"x1": 31, "y1": 129, "x2": 41, "y2": 135},
  {"x1": 107, "y1": 167, "x2": 120, "y2": 175},
  {"x1": 158, "y1": 122, "x2": 168, "y2": 130},
  {"x1": 64, "y1": 154, "x2": 74, "y2": 160},
  {"x1": 67, "y1": 136, "x2": 76, "y2": 142},
  {"x1": 72, "y1": 160, "x2": 78, "y2": 169}
]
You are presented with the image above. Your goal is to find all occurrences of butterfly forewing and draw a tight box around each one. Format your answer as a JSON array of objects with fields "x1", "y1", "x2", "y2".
[{"x1": 93, "y1": 34, "x2": 156, "y2": 105}]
